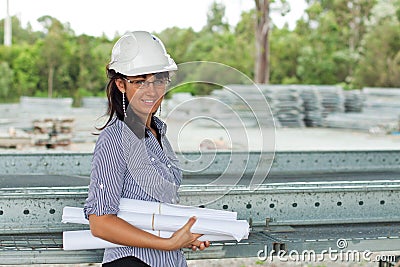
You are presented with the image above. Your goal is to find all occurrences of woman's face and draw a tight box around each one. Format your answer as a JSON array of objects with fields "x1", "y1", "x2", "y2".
[{"x1": 116, "y1": 73, "x2": 167, "y2": 122}]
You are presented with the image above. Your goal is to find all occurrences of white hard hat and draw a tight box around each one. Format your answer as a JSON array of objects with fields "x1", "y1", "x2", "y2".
[{"x1": 108, "y1": 31, "x2": 178, "y2": 76}]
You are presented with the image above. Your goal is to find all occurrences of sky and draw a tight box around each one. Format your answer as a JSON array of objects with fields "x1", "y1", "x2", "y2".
[{"x1": 1, "y1": 0, "x2": 307, "y2": 38}]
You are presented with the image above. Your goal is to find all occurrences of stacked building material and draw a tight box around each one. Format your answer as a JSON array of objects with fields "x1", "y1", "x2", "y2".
[
  {"x1": 344, "y1": 90, "x2": 364, "y2": 112},
  {"x1": 293, "y1": 85, "x2": 324, "y2": 127},
  {"x1": 315, "y1": 85, "x2": 345, "y2": 117},
  {"x1": 323, "y1": 87, "x2": 400, "y2": 132},
  {"x1": 258, "y1": 84, "x2": 305, "y2": 128}
]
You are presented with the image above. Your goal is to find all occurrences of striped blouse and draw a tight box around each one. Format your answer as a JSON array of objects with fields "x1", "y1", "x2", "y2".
[{"x1": 84, "y1": 115, "x2": 186, "y2": 267}]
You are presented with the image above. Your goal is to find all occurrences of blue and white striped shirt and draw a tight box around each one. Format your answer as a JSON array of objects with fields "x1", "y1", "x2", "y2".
[{"x1": 84, "y1": 115, "x2": 186, "y2": 267}]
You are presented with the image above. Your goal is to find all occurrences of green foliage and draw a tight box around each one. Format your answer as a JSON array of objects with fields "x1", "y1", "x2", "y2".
[
  {"x1": 13, "y1": 44, "x2": 41, "y2": 96},
  {"x1": 33, "y1": 90, "x2": 48, "y2": 97},
  {"x1": 397, "y1": 0, "x2": 400, "y2": 21},
  {"x1": 0, "y1": 0, "x2": 399, "y2": 105},
  {"x1": 294, "y1": 0, "x2": 379, "y2": 87},
  {"x1": 168, "y1": 84, "x2": 199, "y2": 96},
  {"x1": 270, "y1": 26, "x2": 301, "y2": 84},
  {"x1": 0, "y1": 16, "x2": 43, "y2": 45},
  {"x1": 354, "y1": 17, "x2": 400, "y2": 87},
  {"x1": 0, "y1": 61, "x2": 14, "y2": 101},
  {"x1": 204, "y1": 1, "x2": 230, "y2": 33},
  {"x1": 158, "y1": 27, "x2": 198, "y2": 63}
]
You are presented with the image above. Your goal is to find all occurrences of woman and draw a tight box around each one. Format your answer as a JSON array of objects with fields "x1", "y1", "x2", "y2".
[{"x1": 84, "y1": 31, "x2": 209, "y2": 267}]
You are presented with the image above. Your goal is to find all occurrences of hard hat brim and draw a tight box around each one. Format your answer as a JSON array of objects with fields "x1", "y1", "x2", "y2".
[{"x1": 114, "y1": 64, "x2": 178, "y2": 77}]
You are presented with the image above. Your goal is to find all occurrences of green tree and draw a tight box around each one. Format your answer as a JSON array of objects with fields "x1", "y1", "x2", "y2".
[
  {"x1": 12, "y1": 44, "x2": 41, "y2": 96},
  {"x1": 254, "y1": 0, "x2": 290, "y2": 84},
  {"x1": 0, "y1": 61, "x2": 14, "y2": 101},
  {"x1": 0, "y1": 16, "x2": 42, "y2": 45},
  {"x1": 299, "y1": 0, "x2": 376, "y2": 85},
  {"x1": 254, "y1": 0, "x2": 271, "y2": 84},
  {"x1": 234, "y1": 10, "x2": 256, "y2": 79},
  {"x1": 72, "y1": 34, "x2": 112, "y2": 105},
  {"x1": 158, "y1": 27, "x2": 198, "y2": 63},
  {"x1": 296, "y1": 6, "x2": 345, "y2": 84},
  {"x1": 354, "y1": 0, "x2": 400, "y2": 87},
  {"x1": 204, "y1": 1, "x2": 230, "y2": 33},
  {"x1": 37, "y1": 15, "x2": 73, "y2": 98},
  {"x1": 269, "y1": 26, "x2": 301, "y2": 84}
]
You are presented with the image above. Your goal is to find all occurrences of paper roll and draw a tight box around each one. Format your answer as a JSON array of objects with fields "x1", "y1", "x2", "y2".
[
  {"x1": 62, "y1": 198, "x2": 249, "y2": 250},
  {"x1": 63, "y1": 207, "x2": 249, "y2": 241},
  {"x1": 63, "y1": 230, "x2": 237, "y2": 250},
  {"x1": 119, "y1": 198, "x2": 237, "y2": 220}
]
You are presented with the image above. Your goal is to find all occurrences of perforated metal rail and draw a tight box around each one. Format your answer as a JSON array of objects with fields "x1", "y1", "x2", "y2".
[
  {"x1": 1, "y1": 150, "x2": 400, "y2": 176},
  {"x1": 1, "y1": 151, "x2": 400, "y2": 265}
]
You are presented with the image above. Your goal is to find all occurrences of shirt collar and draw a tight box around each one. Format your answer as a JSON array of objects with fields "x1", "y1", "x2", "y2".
[
  {"x1": 152, "y1": 115, "x2": 167, "y2": 136},
  {"x1": 124, "y1": 107, "x2": 166, "y2": 139}
]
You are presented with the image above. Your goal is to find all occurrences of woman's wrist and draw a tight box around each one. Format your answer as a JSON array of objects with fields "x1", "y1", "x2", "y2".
[{"x1": 165, "y1": 235, "x2": 181, "y2": 251}]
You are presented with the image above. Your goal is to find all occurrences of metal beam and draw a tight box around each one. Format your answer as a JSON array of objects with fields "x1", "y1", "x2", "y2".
[
  {"x1": 1, "y1": 150, "x2": 399, "y2": 176},
  {"x1": 1, "y1": 225, "x2": 399, "y2": 264},
  {"x1": 1, "y1": 180, "x2": 400, "y2": 235},
  {"x1": 1, "y1": 151, "x2": 400, "y2": 264}
]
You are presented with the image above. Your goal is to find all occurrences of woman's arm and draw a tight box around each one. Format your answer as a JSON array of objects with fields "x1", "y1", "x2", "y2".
[{"x1": 89, "y1": 214, "x2": 208, "y2": 251}]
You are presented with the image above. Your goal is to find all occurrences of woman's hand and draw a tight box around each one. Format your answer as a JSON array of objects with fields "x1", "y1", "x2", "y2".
[
  {"x1": 189, "y1": 239, "x2": 210, "y2": 251},
  {"x1": 168, "y1": 216, "x2": 210, "y2": 251},
  {"x1": 88, "y1": 214, "x2": 210, "y2": 252}
]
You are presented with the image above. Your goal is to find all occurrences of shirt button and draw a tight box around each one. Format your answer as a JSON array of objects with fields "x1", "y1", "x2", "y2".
[
  {"x1": 151, "y1": 157, "x2": 155, "y2": 162},
  {"x1": 167, "y1": 164, "x2": 171, "y2": 168}
]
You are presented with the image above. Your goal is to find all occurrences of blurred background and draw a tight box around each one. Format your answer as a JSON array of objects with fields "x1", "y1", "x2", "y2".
[
  {"x1": 1, "y1": 2, "x2": 400, "y2": 266},
  {"x1": 0, "y1": 0, "x2": 400, "y2": 151}
]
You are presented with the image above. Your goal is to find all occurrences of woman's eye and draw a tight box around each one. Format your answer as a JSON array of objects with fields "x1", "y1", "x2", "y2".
[{"x1": 134, "y1": 80, "x2": 146, "y2": 85}]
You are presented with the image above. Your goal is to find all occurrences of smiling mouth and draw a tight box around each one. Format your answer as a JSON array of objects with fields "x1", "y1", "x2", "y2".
[{"x1": 142, "y1": 100, "x2": 157, "y2": 106}]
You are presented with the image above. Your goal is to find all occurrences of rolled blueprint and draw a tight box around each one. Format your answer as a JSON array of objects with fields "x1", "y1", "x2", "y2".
[
  {"x1": 62, "y1": 207, "x2": 249, "y2": 241},
  {"x1": 63, "y1": 230, "x2": 235, "y2": 250},
  {"x1": 62, "y1": 198, "x2": 249, "y2": 250},
  {"x1": 118, "y1": 198, "x2": 238, "y2": 220}
]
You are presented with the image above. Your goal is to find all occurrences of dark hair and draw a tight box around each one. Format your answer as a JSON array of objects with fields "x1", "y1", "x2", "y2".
[{"x1": 97, "y1": 66, "x2": 169, "y2": 130}]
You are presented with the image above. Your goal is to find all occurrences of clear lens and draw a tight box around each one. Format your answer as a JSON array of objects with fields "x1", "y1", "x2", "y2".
[{"x1": 124, "y1": 78, "x2": 169, "y2": 89}]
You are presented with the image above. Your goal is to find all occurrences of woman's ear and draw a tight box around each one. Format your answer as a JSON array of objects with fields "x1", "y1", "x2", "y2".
[{"x1": 115, "y1": 78, "x2": 126, "y2": 93}]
